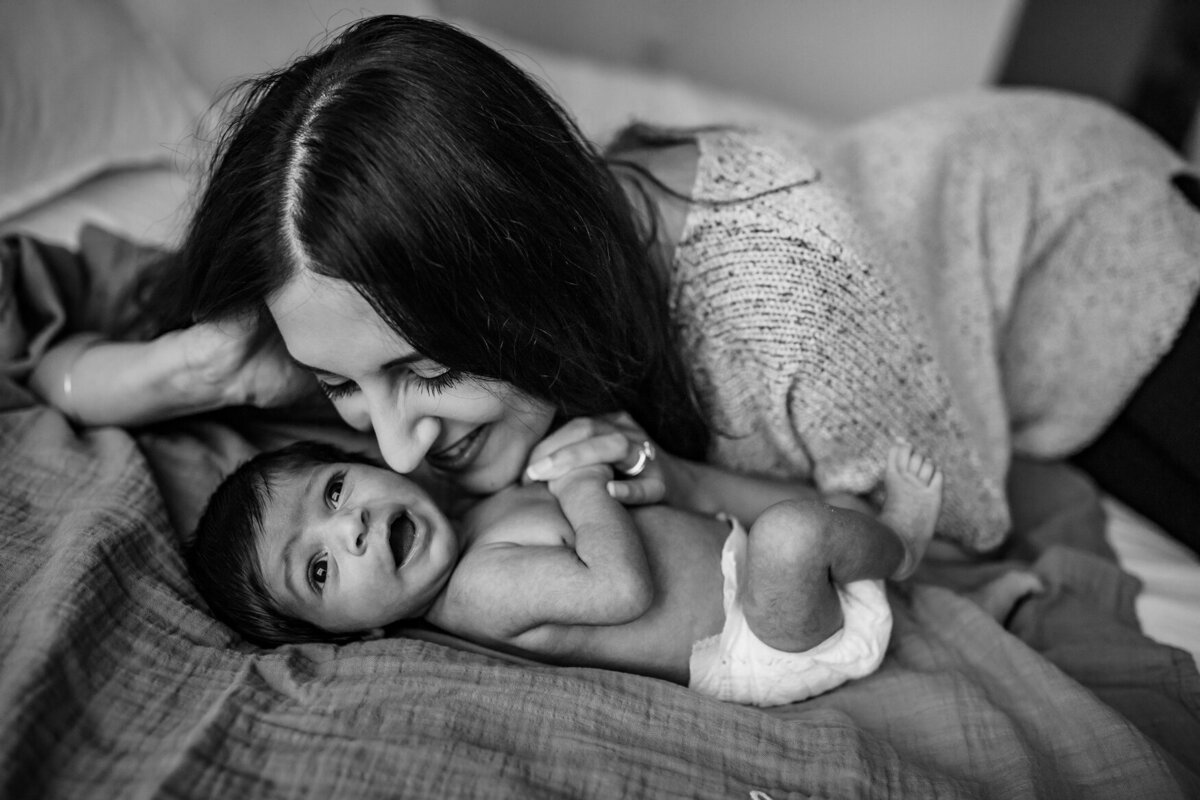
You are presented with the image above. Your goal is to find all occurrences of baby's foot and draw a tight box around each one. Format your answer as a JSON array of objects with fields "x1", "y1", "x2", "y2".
[{"x1": 879, "y1": 443, "x2": 943, "y2": 580}]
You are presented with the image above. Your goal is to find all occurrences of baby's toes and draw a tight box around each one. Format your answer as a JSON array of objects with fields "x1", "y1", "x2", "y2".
[
  {"x1": 898, "y1": 446, "x2": 936, "y2": 485},
  {"x1": 889, "y1": 441, "x2": 913, "y2": 473},
  {"x1": 908, "y1": 452, "x2": 928, "y2": 481},
  {"x1": 918, "y1": 456, "x2": 939, "y2": 486},
  {"x1": 928, "y1": 465, "x2": 944, "y2": 491}
]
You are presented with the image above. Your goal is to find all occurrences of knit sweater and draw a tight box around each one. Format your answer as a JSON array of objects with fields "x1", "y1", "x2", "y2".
[{"x1": 671, "y1": 89, "x2": 1200, "y2": 550}]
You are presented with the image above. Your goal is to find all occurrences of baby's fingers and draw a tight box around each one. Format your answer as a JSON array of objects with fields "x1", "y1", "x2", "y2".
[{"x1": 607, "y1": 475, "x2": 666, "y2": 506}]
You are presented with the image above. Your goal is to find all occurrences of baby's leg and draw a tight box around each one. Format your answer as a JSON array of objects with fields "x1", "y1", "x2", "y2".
[
  {"x1": 740, "y1": 501, "x2": 848, "y2": 653},
  {"x1": 740, "y1": 444, "x2": 943, "y2": 652}
]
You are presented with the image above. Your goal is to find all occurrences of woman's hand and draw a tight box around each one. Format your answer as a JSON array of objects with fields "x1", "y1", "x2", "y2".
[
  {"x1": 524, "y1": 412, "x2": 690, "y2": 506},
  {"x1": 175, "y1": 314, "x2": 318, "y2": 409}
]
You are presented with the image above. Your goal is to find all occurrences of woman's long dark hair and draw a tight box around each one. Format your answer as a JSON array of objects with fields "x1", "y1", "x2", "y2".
[{"x1": 173, "y1": 15, "x2": 709, "y2": 459}]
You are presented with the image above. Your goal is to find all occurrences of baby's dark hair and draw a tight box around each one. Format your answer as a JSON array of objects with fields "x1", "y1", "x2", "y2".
[{"x1": 186, "y1": 440, "x2": 380, "y2": 648}]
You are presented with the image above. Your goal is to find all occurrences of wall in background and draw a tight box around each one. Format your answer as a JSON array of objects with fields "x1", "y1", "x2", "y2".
[
  {"x1": 439, "y1": 0, "x2": 1023, "y2": 124},
  {"x1": 996, "y1": 0, "x2": 1200, "y2": 155}
]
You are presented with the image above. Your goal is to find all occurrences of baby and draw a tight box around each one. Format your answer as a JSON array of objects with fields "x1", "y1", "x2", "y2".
[{"x1": 187, "y1": 440, "x2": 942, "y2": 707}]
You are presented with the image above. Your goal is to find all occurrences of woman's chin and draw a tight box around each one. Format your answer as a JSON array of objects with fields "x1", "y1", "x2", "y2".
[{"x1": 456, "y1": 461, "x2": 525, "y2": 495}]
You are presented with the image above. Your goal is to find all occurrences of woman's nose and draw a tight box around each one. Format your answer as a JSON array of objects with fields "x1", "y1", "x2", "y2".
[
  {"x1": 369, "y1": 398, "x2": 440, "y2": 475},
  {"x1": 336, "y1": 389, "x2": 439, "y2": 473}
]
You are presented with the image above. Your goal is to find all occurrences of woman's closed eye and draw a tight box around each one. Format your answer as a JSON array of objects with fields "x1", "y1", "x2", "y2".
[
  {"x1": 318, "y1": 379, "x2": 357, "y2": 401},
  {"x1": 316, "y1": 366, "x2": 461, "y2": 400},
  {"x1": 415, "y1": 368, "x2": 463, "y2": 395}
]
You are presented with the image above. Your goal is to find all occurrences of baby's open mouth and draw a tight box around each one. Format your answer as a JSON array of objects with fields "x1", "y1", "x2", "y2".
[{"x1": 388, "y1": 511, "x2": 417, "y2": 569}]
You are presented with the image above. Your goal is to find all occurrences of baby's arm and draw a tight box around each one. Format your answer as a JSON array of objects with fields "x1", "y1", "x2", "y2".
[
  {"x1": 453, "y1": 464, "x2": 654, "y2": 646},
  {"x1": 741, "y1": 444, "x2": 942, "y2": 652},
  {"x1": 547, "y1": 463, "x2": 654, "y2": 620}
]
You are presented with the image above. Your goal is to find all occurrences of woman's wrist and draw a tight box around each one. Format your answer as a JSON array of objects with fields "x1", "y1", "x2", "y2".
[
  {"x1": 159, "y1": 327, "x2": 247, "y2": 410},
  {"x1": 57, "y1": 333, "x2": 106, "y2": 423},
  {"x1": 664, "y1": 457, "x2": 714, "y2": 514}
]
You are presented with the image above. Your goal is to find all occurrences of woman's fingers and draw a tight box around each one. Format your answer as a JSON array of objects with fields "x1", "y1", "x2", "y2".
[
  {"x1": 522, "y1": 412, "x2": 665, "y2": 506},
  {"x1": 525, "y1": 429, "x2": 629, "y2": 482},
  {"x1": 525, "y1": 417, "x2": 614, "y2": 468}
]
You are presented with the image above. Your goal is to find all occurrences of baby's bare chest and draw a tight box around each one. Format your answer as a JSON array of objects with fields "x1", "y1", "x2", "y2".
[{"x1": 458, "y1": 484, "x2": 575, "y2": 549}]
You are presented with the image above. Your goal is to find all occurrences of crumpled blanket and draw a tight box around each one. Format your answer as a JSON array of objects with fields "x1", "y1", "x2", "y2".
[{"x1": 1, "y1": 229, "x2": 1198, "y2": 798}]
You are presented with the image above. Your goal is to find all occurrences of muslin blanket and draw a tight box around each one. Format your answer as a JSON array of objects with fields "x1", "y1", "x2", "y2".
[{"x1": 1, "y1": 227, "x2": 1198, "y2": 798}]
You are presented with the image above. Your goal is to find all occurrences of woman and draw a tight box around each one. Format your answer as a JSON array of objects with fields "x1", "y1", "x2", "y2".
[{"x1": 33, "y1": 15, "x2": 1200, "y2": 551}]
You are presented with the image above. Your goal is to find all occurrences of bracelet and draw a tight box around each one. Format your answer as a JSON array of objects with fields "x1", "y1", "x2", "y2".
[{"x1": 60, "y1": 333, "x2": 104, "y2": 424}]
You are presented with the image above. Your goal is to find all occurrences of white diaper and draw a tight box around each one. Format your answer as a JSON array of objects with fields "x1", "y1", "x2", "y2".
[{"x1": 688, "y1": 518, "x2": 892, "y2": 707}]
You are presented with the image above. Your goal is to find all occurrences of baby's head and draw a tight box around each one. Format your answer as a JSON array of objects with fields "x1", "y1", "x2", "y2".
[{"x1": 187, "y1": 441, "x2": 460, "y2": 647}]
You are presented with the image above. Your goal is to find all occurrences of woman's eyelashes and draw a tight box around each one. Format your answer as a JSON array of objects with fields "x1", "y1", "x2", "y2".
[
  {"x1": 315, "y1": 366, "x2": 463, "y2": 401},
  {"x1": 318, "y1": 379, "x2": 357, "y2": 401},
  {"x1": 415, "y1": 368, "x2": 463, "y2": 395}
]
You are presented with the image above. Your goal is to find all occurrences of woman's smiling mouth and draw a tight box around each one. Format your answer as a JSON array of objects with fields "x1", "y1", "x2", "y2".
[{"x1": 425, "y1": 426, "x2": 486, "y2": 472}]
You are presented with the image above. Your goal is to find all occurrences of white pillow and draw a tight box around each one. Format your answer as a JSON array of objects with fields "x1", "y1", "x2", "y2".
[
  {"x1": 0, "y1": 166, "x2": 192, "y2": 250},
  {"x1": 0, "y1": 0, "x2": 209, "y2": 221},
  {"x1": 121, "y1": 0, "x2": 441, "y2": 98},
  {"x1": 446, "y1": 17, "x2": 818, "y2": 145}
]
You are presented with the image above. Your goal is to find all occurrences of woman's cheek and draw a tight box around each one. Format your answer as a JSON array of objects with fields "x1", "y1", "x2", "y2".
[{"x1": 333, "y1": 400, "x2": 371, "y2": 432}]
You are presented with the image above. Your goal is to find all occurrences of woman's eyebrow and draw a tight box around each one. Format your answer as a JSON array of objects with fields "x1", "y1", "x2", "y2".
[
  {"x1": 286, "y1": 354, "x2": 331, "y2": 375},
  {"x1": 380, "y1": 354, "x2": 426, "y2": 371},
  {"x1": 289, "y1": 353, "x2": 425, "y2": 375}
]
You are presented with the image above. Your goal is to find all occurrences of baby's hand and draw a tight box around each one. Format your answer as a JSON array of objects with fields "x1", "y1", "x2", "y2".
[{"x1": 545, "y1": 462, "x2": 614, "y2": 500}]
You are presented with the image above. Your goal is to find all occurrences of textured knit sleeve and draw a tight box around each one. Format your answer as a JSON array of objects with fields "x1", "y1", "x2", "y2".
[{"x1": 674, "y1": 131, "x2": 1009, "y2": 550}]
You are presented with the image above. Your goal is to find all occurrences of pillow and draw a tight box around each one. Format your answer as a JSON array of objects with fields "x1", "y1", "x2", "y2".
[
  {"x1": 0, "y1": 166, "x2": 192, "y2": 250},
  {"x1": 0, "y1": 0, "x2": 209, "y2": 221},
  {"x1": 120, "y1": 0, "x2": 440, "y2": 99},
  {"x1": 446, "y1": 17, "x2": 819, "y2": 145}
]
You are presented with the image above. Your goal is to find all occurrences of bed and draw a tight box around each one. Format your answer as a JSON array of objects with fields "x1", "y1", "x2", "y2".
[{"x1": 2, "y1": 2, "x2": 1198, "y2": 797}]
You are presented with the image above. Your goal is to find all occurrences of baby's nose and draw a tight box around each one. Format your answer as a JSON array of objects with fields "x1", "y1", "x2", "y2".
[{"x1": 339, "y1": 509, "x2": 368, "y2": 554}]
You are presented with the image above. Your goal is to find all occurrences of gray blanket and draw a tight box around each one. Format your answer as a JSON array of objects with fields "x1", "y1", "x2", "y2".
[{"x1": 1, "y1": 230, "x2": 1198, "y2": 798}]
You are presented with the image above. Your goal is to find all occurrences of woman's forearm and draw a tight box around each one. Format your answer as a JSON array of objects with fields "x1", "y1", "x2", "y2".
[{"x1": 29, "y1": 330, "x2": 240, "y2": 427}]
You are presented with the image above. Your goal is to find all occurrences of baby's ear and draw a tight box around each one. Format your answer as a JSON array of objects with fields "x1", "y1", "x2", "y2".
[{"x1": 360, "y1": 627, "x2": 386, "y2": 641}]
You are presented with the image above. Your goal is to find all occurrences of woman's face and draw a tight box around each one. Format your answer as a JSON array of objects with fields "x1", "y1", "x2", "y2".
[{"x1": 268, "y1": 270, "x2": 555, "y2": 494}]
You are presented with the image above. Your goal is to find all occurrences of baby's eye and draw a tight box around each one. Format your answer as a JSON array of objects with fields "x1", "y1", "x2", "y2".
[
  {"x1": 309, "y1": 556, "x2": 328, "y2": 591},
  {"x1": 325, "y1": 475, "x2": 344, "y2": 507}
]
